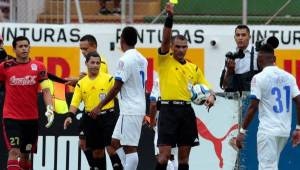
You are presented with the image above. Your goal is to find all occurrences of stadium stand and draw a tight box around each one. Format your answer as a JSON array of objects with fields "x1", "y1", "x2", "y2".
[
  {"x1": 37, "y1": 0, "x2": 161, "y2": 23},
  {"x1": 144, "y1": 0, "x2": 300, "y2": 24}
]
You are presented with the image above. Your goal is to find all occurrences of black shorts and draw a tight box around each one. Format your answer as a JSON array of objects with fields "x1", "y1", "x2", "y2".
[
  {"x1": 80, "y1": 109, "x2": 118, "y2": 149},
  {"x1": 2, "y1": 119, "x2": 38, "y2": 153},
  {"x1": 157, "y1": 103, "x2": 199, "y2": 147}
]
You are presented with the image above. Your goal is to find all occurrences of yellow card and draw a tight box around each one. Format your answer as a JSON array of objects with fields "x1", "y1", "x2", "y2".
[{"x1": 169, "y1": 0, "x2": 178, "y2": 4}]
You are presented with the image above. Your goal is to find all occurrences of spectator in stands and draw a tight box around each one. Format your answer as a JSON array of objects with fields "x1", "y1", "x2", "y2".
[
  {"x1": 98, "y1": 0, "x2": 121, "y2": 15},
  {"x1": 0, "y1": 9, "x2": 6, "y2": 22}
]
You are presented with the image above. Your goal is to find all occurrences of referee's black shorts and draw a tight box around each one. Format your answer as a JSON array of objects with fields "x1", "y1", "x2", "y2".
[
  {"x1": 80, "y1": 109, "x2": 118, "y2": 149},
  {"x1": 157, "y1": 101, "x2": 199, "y2": 147}
]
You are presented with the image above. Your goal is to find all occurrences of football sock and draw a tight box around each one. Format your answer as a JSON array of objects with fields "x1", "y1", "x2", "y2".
[
  {"x1": 7, "y1": 160, "x2": 20, "y2": 170},
  {"x1": 110, "y1": 154, "x2": 123, "y2": 170},
  {"x1": 115, "y1": 148, "x2": 126, "y2": 167},
  {"x1": 155, "y1": 162, "x2": 167, "y2": 170},
  {"x1": 178, "y1": 163, "x2": 189, "y2": 170}
]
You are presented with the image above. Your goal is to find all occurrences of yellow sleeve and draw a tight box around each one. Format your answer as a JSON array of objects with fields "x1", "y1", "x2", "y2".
[
  {"x1": 70, "y1": 81, "x2": 82, "y2": 108},
  {"x1": 109, "y1": 76, "x2": 114, "y2": 89},
  {"x1": 101, "y1": 57, "x2": 109, "y2": 73},
  {"x1": 40, "y1": 79, "x2": 52, "y2": 90},
  {"x1": 195, "y1": 66, "x2": 212, "y2": 89},
  {"x1": 157, "y1": 48, "x2": 171, "y2": 66}
]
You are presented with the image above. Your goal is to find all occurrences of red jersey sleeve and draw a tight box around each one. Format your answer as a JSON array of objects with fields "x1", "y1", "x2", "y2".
[{"x1": 37, "y1": 62, "x2": 48, "y2": 82}]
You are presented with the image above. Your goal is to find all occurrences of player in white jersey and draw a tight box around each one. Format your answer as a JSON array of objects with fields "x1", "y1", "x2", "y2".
[
  {"x1": 148, "y1": 78, "x2": 178, "y2": 170},
  {"x1": 236, "y1": 44, "x2": 300, "y2": 170},
  {"x1": 91, "y1": 26, "x2": 148, "y2": 170}
]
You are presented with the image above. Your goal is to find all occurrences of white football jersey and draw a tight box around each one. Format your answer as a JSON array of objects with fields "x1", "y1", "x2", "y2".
[
  {"x1": 250, "y1": 66, "x2": 300, "y2": 136},
  {"x1": 115, "y1": 49, "x2": 148, "y2": 115}
]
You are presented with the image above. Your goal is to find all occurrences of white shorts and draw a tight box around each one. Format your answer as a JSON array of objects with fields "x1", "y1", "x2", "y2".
[
  {"x1": 112, "y1": 115, "x2": 144, "y2": 146},
  {"x1": 257, "y1": 132, "x2": 288, "y2": 170}
]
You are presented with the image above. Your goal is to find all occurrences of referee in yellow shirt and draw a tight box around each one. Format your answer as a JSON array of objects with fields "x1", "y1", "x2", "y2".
[
  {"x1": 155, "y1": 3, "x2": 216, "y2": 170},
  {"x1": 63, "y1": 52, "x2": 122, "y2": 170}
]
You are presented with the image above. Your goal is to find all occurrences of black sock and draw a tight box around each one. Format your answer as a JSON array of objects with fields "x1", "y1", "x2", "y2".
[
  {"x1": 110, "y1": 154, "x2": 123, "y2": 170},
  {"x1": 94, "y1": 156, "x2": 106, "y2": 170},
  {"x1": 84, "y1": 150, "x2": 95, "y2": 168},
  {"x1": 155, "y1": 162, "x2": 167, "y2": 170},
  {"x1": 178, "y1": 163, "x2": 189, "y2": 170}
]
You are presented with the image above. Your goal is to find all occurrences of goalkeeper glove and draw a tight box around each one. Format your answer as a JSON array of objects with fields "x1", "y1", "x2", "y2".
[{"x1": 45, "y1": 105, "x2": 54, "y2": 128}]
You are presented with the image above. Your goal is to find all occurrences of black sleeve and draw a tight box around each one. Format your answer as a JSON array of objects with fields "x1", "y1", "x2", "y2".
[{"x1": 47, "y1": 73, "x2": 67, "y2": 83}]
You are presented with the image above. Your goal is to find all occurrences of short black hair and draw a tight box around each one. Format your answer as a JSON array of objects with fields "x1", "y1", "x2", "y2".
[
  {"x1": 85, "y1": 51, "x2": 101, "y2": 62},
  {"x1": 121, "y1": 26, "x2": 138, "y2": 46},
  {"x1": 12, "y1": 36, "x2": 30, "y2": 48},
  {"x1": 80, "y1": 34, "x2": 97, "y2": 47},
  {"x1": 259, "y1": 44, "x2": 274, "y2": 55},
  {"x1": 235, "y1": 25, "x2": 250, "y2": 34},
  {"x1": 171, "y1": 35, "x2": 187, "y2": 44}
]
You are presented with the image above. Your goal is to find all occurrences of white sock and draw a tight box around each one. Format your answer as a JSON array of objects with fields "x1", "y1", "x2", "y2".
[
  {"x1": 125, "y1": 152, "x2": 139, "y2": 170},
  {"x1": 116, "y1": 147, "x2": 126, "y2": 167},
  {"x1": 167, "y1": 160, "x2": 175, "y2": 170},
  {"x1": 171, "y1": 159, "x2": 178, "y2": 170}
]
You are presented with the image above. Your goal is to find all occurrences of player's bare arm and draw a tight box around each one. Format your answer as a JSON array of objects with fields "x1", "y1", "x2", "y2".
[
  {"x1": 63, "y1": 105, "x2": 78, "y2": 130},
  {"x1": 205, "y1": 90, "x2": 216, "y2": 111},
  {"x1": 236, "y1": 99, "x2": 259, "y2": 149},
  {"x1": 40, "y1": 79, "x2": 55, "y2": 128},
  {"x1": 64, "y1": 72, "x2": 87, "y2": 86},
  {"x1": 90, "y1": 79, "x2": 123, "y2": 119},
  {"x1": 292, "y1": 95, "x2": 300, "y2": 147},
  {"x1": 148, "y1": 101, "x2": 157, "y2": 128},
  {"x1": 222, "y1": 59, "x2": 235, "y2": 89},
  {"x1": 160, "y1": 3, "x2": 174, "y2": 54}
]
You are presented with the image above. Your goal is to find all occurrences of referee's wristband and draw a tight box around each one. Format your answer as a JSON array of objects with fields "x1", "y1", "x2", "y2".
[
  {"x1": 66, "y1": 112, "x2": 75, "y2": 120},
  {"x1": 296, "y1": 125, "x2": 300, "y2": 130},
  {"x1": 164, "y1": 16, "x2": 173, "y2": 28}
]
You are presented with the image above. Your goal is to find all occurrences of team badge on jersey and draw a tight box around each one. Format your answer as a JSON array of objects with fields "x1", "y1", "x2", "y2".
[
  {"x1": 25, "y1": 144, "x2": 32, "y2": 151},
  {"x1": 99, "y1": 93, "x2": 106, "y2": 101},
  {"x1": 31, "y1": 63, "x2": 37, "y2": 71}
]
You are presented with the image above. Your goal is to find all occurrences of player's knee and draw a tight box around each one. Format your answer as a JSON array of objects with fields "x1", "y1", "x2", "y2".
[
  {"x1": 8, "y1": 148, "x2": 21, "y2": 159},
  {"x1": 111, "y1": 139, "x2": 121, "y2": 150},
  {"x1": 178, "y1": 155, "x2": 189, "y2": 164},
  {"x1": 105, "y1": 146, "x2": 116, "y2": 156},
  {"x1": 157, "y1": 153, "x2": 170, "y2": 164},
  {"x1": 178, "y1": 147, "x2": 190, "y2": 164},
  {"x1": 78, "y1": 139, "x2": 87, "y2": 151},
  {"x1": 92, "y1": 149, "x2": 105, "y2": 159}
]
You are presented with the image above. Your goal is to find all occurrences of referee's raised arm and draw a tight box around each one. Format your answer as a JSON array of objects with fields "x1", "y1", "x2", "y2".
[{"x1": 160, "y1": 3, "x2": 174, "y2": 54}]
